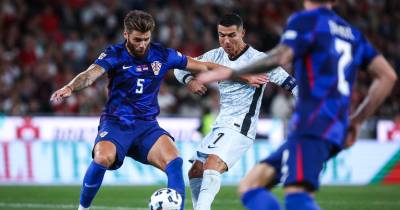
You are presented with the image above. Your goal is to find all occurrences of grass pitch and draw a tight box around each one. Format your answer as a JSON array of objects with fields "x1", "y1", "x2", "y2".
[{"x1": 0, "y1": 185, "x2": 399, "y2": 210}]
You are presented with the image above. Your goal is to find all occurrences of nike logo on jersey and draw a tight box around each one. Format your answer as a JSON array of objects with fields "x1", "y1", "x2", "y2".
[
  {"x1": 207, "y1": 145, "x2": 217, "y2": 149},
  {"x1": 84, "y1": 183, "x2": 98, "y2": 188},
  {"x1": 122, "y1": 65, "x2": 132, "y2": 70},
  {"x1": 99, "y1": 131, "x2": 108, "y2": 138}
]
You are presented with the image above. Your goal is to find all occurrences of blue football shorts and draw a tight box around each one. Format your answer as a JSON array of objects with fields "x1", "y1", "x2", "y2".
[
  {"x1": 261, "y1": 136, "x2": 340, "y2": 191},
  {"x1": 93, "y1": 119, "x2": 173, "y2": 170}
]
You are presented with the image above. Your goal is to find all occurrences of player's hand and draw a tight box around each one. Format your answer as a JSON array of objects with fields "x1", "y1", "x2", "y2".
[
  {"x1": 240, "y1": 74, "x2": 269, "y2": 88},
  {"x1": 50, "y1": 86, "x2": 73, "y2": 102},
  {"x1": 187, "y1": 79, "x2": 207, "y2": 95},
  {"x1": 344, "y1": 120, "x2": 361, "y2": 149},
  {"x1": 196, "y1": 67, "x2": 233, "y2": 84}
]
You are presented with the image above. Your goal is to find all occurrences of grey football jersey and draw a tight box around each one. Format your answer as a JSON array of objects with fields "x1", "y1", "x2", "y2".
[{"x1": 174, "y1": 46, "x2": 292, "y2": 139}]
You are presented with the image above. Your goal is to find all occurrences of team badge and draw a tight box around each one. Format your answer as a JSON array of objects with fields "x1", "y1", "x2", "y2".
[
  {"x1": 99, "y1": 131, "x2": 108, "y2": 138},
  {"x1": 151, "y1": 61, "x2": 162, "y2": 75}
]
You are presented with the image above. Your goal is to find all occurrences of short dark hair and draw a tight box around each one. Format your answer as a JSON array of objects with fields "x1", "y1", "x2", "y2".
[
  {"x1": 218, "y1": 13, "x2": 243, "y2": 28},
  {"x1": 124, "y1": 10, "x2": 155, "y2": 33}
]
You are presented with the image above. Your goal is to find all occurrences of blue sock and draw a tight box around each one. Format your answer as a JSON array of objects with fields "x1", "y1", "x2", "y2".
[
  {"x1": 165, "y1": 157, "x2": 185, "y2": 210},
  {"x1": 241, "y1": 188, "x2": 281, "y2": 210},
  {"x1": 285, "y1": 192, "x2": 322, "y2": 210},
  {"x1": 79, "y1": 161, "x2": 107, "y2": 208}
]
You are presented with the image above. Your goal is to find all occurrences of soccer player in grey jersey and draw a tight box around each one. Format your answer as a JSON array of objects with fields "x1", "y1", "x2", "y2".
[{"x1": 174, "y1": 14, "x2": 298, "y2": 210}]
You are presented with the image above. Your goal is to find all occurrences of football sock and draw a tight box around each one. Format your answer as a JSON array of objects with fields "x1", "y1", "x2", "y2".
[
  {"x1": 189, "y1": 178, "x2": 203, "y2": 209},
  {"x1": 79, "y1": 161, "x2": 107, "y2": 208},
  {"x1": 285, "y1": 192, "x2": 322, "y2": 210},
  {"x1": 166, "y1": 157, "x2": 185, "y2": 210},
  {"x1": 241, "y1": 187, "x2": 281, "y2": 210},
  {"x1": 196, "y1": 169, "x2": 221, "y2": 210}
]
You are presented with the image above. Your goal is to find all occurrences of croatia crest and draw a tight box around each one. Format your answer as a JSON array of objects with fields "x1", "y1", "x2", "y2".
[{"x1": 151, "y1": 61, "x2": 162, "y2": 75}]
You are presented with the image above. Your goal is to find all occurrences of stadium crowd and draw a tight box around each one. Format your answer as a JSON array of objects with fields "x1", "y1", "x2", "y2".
[{"x1": 0, "y1": 0, "x2": 399, "y2": 123}]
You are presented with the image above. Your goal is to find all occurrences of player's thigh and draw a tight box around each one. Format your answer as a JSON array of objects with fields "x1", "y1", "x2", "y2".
[
  {"x1": 94, "y1": 120, "x2": 138, "y2": 169},
  {"x1": 93, "y1": 140, "x2": 117, "y2": 167},
  {"x1": 238, "y1": 162, "x2": 276, "y2": 196},
  {"x1": 147, "y1": 134, "x2": 179, "y2": 171}
]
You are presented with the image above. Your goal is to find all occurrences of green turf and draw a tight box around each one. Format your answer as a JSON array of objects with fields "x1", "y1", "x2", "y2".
[{"x1": 0, "y1": 185, "x2": 399, "y2": 210}]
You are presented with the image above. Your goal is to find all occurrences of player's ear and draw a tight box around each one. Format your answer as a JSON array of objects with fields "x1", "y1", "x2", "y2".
[
  {"x1": 241, "y1": 28, "x2": 246, "y2": 38},
  {"x1": 123, "y1": 30, "x2": 129, "y2": 40}
]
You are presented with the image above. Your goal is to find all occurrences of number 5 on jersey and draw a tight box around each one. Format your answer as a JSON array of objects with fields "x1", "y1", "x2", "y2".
[{"x1": 136, "y1": 78, "x2": 144, "y2": 94}]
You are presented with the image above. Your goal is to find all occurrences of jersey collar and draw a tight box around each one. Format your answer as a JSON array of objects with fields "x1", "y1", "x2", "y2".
[{"x1": 228, "y1": 44, "x2": 250, "y2": 61}]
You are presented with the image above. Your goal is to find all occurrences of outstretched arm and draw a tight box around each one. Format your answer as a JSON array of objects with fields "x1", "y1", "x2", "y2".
[
  {"x1": 233, "y1": 45, "x2": 294, "y2": 77},
  {"x1": 185, "y1": 57, "x2": 224, "y2": 74},
  {"x1": 50, "y1": 64, "x2": 106, "y2": 102},
  {"x1": 345, "y1": 55, "x2": 397, "y2": 148},
  {"x1": 196, "y1": 44, "x2": 294, "y2": 84}
]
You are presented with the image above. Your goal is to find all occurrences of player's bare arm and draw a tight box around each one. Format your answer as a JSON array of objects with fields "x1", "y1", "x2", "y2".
[
  {"x1": 345, "y1": 55, "x2": 397, "y2": 147},
  {"x1": 196, "y1": 45, "x2": 294, "y2": 84},
  {"x1": 185, "y1": 57, "x2": 224, "y2": 74},
  {"x1": 232, "y1": 45, "x2": 294, "y2": 77},
  {"x1": 50, "y1": 64, "x2": 105, "y2": 102}
]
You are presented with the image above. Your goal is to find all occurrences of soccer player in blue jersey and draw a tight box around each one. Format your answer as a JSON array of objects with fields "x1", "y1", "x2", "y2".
[
  {"x1": 50, "y1": 10, "x2": 221, "y2": 210},
  {"x1": 196, "y1": 0, "x2": 397, "y2": 210}
]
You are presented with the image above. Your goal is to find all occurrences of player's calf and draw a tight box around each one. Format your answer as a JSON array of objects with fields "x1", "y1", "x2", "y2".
[
  {"x1": 148, "y1": 135, "x2": 185, "y2": 210},
  {"x1": 195, "y1": 155, "x2": 226, "y2": 210},
  {"x1": 188, "y1": 161, "x2": 204, "y2": 210},
  {"x1": 79, "y1": 161, "x2": 108, "y2": 210},
  {"x1": 78, "y1": 141, "x2": 116, "y2": 210},
  {"x1": 165, "y1": 157, "x2": 185, "y2": 210}
]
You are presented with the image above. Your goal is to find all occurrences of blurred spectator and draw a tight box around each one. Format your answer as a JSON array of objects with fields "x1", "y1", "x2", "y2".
[
  {"x1": 387, "y1": 114, "x2": 400, "y2": 142},
  {"x1": 158, "y1": 83, "x2": 177, "y2": 115},
  {"x1": 0, "y1": 0, "x2": 398, "y2": 133}
]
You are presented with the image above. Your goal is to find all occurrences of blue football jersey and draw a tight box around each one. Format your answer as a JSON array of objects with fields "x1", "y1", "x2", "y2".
[
  {"x1": 94, "y1": 42, "x2": 188, "y2": 124},
  {"x1": 281, "y1": 8, "x2": 378, "y2": 147}
]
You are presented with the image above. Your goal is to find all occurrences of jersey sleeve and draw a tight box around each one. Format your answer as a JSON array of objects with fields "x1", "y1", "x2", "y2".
[
  {"x1": 167, "y1": 48, "x2": 188, "y2": 70},
  {"x1": 359, "y1": 34, "x2": 379, "y2": 69},
  {"x1": 94, "y1": 46, "x2": 119, "y2": 72},
  {"x1": 174, "y1": 69, "x2": 193, "y2": 84},
  {"x1": 281, "y1": 13, "x2": 315, "y2": 58},
  {"x1": 255, "y1": 52, "x2": 298, "y2": 98}
]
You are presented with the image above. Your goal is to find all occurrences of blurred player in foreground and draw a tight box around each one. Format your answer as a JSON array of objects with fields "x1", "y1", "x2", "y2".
[
  {"x1": 196, "y1": 0, "x2": 397, "y2": 210},
  {"x1": 174, "y1": 14, "x2": 297, "y2": 210},
  {"x1": 51, "y1": 10, "x2": 221, "y2": 210}
]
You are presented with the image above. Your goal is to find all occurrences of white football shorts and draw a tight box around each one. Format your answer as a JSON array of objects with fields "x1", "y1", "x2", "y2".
[{"x1": 190, "y1": 127, "x2": 253, "y2": 169}]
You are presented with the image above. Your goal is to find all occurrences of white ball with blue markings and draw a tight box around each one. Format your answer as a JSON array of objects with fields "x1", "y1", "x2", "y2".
[{"x1": 148, "y1": 188, "x2": 182, "y2": 210}]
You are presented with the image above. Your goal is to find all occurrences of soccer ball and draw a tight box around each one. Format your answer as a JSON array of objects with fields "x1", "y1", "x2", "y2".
[{"x1": 148, "y1": 188, "x2": 182, "y2": 210}]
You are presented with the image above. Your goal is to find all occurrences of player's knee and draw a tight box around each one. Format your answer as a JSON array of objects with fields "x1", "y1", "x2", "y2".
[
  {"x1": 188, "y1": 162, "x2": 204, "y2": 179},
  {"x1": 203, "y1": 154, "x2": 227, "y2": 173},
  {"x1": 94, "y1": 153, "x2": 115, "y2": 168},
  {"x1": 238, "y1": 177, "x2": 259, "y2": 197}
]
